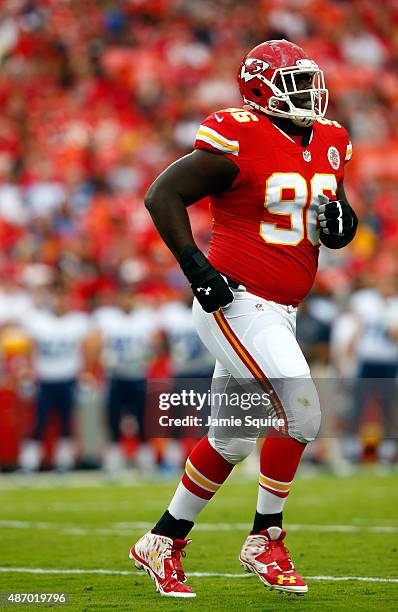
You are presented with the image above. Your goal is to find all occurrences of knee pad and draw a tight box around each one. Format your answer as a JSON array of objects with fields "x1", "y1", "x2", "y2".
[
  {"x1": 208, "y1": 436, "x2": 257, "y2": 464},
  {"x1": 285, "y1": 378, "x2": 321, "y2": 443},
  {"x1": 290, "y1": 413, "x2": 321, "y2": 443}
]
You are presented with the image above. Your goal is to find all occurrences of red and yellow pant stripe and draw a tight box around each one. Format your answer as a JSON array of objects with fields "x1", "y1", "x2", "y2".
[{"x1": 213, "y1": 310, "x2": 288, "y2": 433}]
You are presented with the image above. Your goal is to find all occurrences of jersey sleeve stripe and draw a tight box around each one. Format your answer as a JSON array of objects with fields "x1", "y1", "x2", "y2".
[
  {"x1": 345, "y1": 141, "x2": 352, "y2": 161},
  {"x1": 196, "y1": 126, "x2": 239, "y2": 155},
  {"x1": 196, "y1": 131, "x2": 239, "y2": 155},
  {"x1": 197, "y1": 124, "x2": 238, "y2": 147}
]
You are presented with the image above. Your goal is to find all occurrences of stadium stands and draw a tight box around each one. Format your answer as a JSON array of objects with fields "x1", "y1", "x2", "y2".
[{"x1": 0, "y1": 0, "x2": 397, "y2": 470}]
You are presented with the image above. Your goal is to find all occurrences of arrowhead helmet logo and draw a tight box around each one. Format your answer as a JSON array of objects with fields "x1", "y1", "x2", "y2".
[{"x1": 240, "y1": 58, "x2": 270, "y2": 83}]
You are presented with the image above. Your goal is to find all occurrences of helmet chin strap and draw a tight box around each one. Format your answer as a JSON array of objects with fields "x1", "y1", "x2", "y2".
[
  {"x1": 270, "y1": 94, "x2": 316, "y2": 126},
  {"x1": 243, "y1": 97, "x2": 315, "y2": 127},
  {"x1": 291, "y1": 115, "x2": 315, "y2": 127}
]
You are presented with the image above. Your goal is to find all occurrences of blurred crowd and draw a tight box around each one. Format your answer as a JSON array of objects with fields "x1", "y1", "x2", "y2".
[{"x1": 0, "y1": 0, "x2": 397, "y2": 472}]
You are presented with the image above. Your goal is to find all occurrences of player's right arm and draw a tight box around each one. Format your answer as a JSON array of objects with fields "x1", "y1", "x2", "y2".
[
  {"x1": 144, "y1": 147, "x2": 239, "y2": 312},
  {"x1": 144, "y1": 149, "x2": 238, "y2": 257}
]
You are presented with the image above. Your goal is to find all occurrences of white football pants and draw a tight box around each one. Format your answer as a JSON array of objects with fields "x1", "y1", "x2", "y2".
[{"x1": 192, "y1": 287, "x2": 321, "y2": 464}]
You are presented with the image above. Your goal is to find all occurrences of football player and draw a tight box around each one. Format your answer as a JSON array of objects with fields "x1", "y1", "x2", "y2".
[
  {"x1": 130, "y1": 40, "x2": 357, "y2": 597},
  {"x1": 18, "y1": 284, "x2": 94, "y2": 472},
  {"x1": 95, "y1": 285, "x2": 158, "y2": 474}
]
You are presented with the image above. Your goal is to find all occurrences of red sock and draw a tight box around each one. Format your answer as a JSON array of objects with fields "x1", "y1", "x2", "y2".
[
  {"x1": 168, "y1": 436, "x2": 234, "y2": 522},
  {"x1": 182, "y1": 436, "x2": 234, "y2": 499},
  {"x1": 257, "y1": 429, "x2": 306, "y2": 514}
]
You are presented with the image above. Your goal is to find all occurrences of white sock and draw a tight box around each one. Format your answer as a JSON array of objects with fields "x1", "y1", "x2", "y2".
[
  {"x1": 257, "y1": 488, "x2": 288, "y2": 514},
  {"x1": 54, "y1": 438, "x2": 75, "y2": 471},
  {"x1": 168, "y1": 482, "x2": 209, "y2": 522},
  {"x1": 135, "y1": 443, "x2": 155, "y2": 474},
  {"x1": 18, "y1": 439, "x2": 42, "y2": 471},
  {"x1": 103, "y1": 443, "x2": 125, "y2": 473},
  {"x1": 256, "y1": 474, "x2": 292, "y2": 514}
]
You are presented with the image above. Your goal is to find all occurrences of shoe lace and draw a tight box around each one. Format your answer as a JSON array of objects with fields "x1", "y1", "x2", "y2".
[
  {"x1": 257, "y1": 539, "x2": 294, "y2": 572},
  {"x1": 171, "y1": 547, "x2": 186, "y2": 583},
  {"x1": 269, "y1": 540, "x2": 294, "y2": 572}
]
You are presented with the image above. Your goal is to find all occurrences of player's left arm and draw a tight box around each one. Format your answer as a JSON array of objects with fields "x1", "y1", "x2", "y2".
[{"x1": 318, "y1": 179, "x2": 358, "y2": 249}]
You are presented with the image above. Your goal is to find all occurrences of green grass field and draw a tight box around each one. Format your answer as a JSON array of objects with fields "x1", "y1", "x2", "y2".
[{"x1": 0, "y1": 470, "x2": 397, "y2": 611}]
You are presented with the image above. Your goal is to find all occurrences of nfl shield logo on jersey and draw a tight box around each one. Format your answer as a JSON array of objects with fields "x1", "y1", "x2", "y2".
[
  {"x1": 302, "y1": 150, "x2": 311, "y2": 162},
  {"x1": 327, "y1": 146, "x2": 340, "y2": 170}
]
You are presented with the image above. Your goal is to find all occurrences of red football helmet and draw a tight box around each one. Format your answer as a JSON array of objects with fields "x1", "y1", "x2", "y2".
[{"x1": 237, "y1": 40, "x2": 328, "y2": 126}]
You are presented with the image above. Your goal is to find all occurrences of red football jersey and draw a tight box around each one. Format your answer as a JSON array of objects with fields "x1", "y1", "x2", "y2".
[{"x1": 194, "y1": 108, "x2": 352, "y2": 306}]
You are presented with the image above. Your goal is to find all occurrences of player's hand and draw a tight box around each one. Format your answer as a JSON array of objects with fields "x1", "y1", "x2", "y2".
[
  {"x1": 178, "y1": 246, "x2": 234, "y2": 313},
  {"x1": 318, "y1": 193, "x2": 355, "y2": 237}
]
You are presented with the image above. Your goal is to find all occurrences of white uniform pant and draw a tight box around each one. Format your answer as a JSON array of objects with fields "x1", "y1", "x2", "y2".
[{"x1": 192, "y1": 288, "x2": 321, "y2": 464}]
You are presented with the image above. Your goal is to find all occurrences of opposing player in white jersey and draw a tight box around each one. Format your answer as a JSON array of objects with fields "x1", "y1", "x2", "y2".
[
  {"x1": 95, "y1": 286, "x2": 158, "y2": 474},
  {"x1": 348, "y1": 274, "x2": 398, "y2": 460},
  {"x1": 18, "y1": 285, "x2": 94, "y2": 472},
  {"x1": 159, "y1": 295, "x2": 215, "y2": 468},
  {"x1": 159, "y1": 295, "x2": 214, "y2": 379}
]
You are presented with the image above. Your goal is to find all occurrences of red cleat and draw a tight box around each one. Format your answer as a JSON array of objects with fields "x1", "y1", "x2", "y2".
[
  {"x1": 239, "y1": 527, "x2": 308, "y2": 595},
  {"x1": 129, "y1": 531, "x2": 196, "y2": 598}
]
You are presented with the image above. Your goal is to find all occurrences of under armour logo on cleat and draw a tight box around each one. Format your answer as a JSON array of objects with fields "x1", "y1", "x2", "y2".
[
  {"x1": 197, "y1": 287, "x2": 212, "y2": 295},
  {"x1": 277, "y1": 574, "x2": 297, "y2": 585}
]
